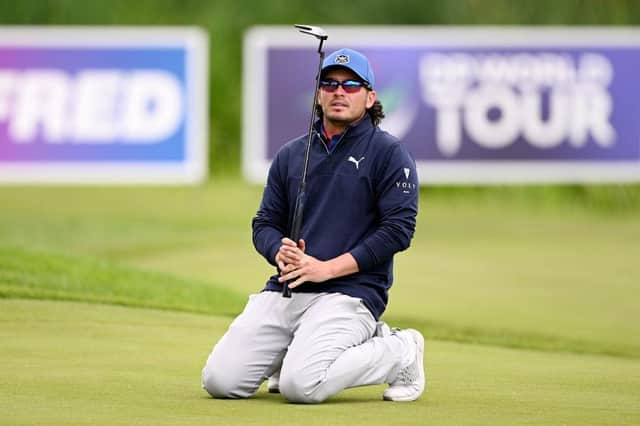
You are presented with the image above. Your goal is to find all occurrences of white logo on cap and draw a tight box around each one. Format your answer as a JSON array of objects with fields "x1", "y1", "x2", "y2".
[
  {"x1": 335, "y1": 54, "x2": 350, "y2": 64},
  {"x1": 404, "y1": 168, "x2": 410, "y2": 179}
]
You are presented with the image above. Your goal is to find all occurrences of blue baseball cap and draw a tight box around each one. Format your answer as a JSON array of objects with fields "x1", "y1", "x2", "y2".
[{"x1": 321, "y1": 48, "x2": 375, "y2": 89}]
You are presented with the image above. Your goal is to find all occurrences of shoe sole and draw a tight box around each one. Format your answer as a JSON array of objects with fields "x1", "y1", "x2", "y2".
[{"x1": 383, "y1": 329, "x2": 425, "y2": 402}]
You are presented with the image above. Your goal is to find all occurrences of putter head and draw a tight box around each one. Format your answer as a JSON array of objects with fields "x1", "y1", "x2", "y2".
[{"x1": 294, "y1": 24, "x2": 328, "y2": 40}]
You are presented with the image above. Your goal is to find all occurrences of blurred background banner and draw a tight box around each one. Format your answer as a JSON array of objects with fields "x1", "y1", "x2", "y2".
[
  {"x1": 243, "y1": 26, "x2": 640, "y2": 185},
  {"x1": 0, "y1": 27, "x2": 208, "y2": 184}
]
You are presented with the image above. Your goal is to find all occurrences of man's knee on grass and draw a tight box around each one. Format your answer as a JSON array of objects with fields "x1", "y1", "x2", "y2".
[{"x1": 202, "y1": 365, "x2": 256, "y2": 399}]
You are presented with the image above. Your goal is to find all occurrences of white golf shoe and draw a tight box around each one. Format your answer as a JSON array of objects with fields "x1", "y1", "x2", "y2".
[
  {"x1": 267, "y1": 371, "x2": 280, "y2": 393},
  {"x1": 383, "y1": 329, "x2": 425, "y2": 402}
]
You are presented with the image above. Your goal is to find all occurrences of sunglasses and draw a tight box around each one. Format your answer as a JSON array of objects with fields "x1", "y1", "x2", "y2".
[{"x1": 319, "y1": 79, "x2": 370, "y2": 93}]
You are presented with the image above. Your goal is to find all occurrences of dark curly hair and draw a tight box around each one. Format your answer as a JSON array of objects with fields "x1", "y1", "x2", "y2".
[{"x1": 315, "y1": 99, "x2": 385, "y2": 127}]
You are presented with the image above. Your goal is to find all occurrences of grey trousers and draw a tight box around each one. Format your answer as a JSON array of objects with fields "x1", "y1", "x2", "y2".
[{"x1": 201, "y1": 291, "x2": 407, "y2": 403}]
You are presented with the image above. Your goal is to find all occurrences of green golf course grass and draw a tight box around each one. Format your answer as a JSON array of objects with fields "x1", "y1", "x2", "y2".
[
  {"x1": 1, "y1": 181, "x2": 639, "y2": 424},
  {"x1": 2, "y1": 299, "x2": 638, "y2": 425}
]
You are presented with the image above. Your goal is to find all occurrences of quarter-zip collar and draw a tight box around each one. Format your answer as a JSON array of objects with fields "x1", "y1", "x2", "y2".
[
  {"x1": 313, "y1": 113, "x2": 375, "y2": 154},
  {"x1": 320, "y1": 125, "x2": 343, "y2": 154}
]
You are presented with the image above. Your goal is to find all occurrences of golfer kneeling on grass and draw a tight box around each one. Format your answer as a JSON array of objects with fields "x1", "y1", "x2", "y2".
[{"x1": 202, "y1": 48, "x2": 425, "y2": 403}]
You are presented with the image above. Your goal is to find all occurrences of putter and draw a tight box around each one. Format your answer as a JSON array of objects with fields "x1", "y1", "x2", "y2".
[{"x1": 283, "y1": 24, "x2": 328, "y2": 298}]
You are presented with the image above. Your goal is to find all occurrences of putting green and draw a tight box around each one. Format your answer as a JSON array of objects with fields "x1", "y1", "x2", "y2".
[{"x1": 2, "y1": 299, "x2": 638, "y2": 425}]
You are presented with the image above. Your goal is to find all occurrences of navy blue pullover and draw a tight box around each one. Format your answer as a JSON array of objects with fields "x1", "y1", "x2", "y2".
[{"x1": 252, "y1": 115, "x2": 419, "y2": 320}]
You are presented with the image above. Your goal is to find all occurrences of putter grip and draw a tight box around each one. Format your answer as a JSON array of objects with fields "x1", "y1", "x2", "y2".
[{"x1": 283, "y1": 189, "x2": 305, "y2": 298}]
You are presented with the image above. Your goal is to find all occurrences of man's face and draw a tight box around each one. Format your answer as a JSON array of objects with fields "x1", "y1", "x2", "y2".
[{"x1": 318, "y1": 68, "x2": 377, "y2": 127}]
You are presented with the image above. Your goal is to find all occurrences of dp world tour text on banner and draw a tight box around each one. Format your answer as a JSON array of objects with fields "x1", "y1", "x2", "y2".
[
  {"x1": 243, "y1": 27, "x2": 640, "y2": 184},
  {"x1": 0, "y1": 27, "x2": 208, "y2": 184}
]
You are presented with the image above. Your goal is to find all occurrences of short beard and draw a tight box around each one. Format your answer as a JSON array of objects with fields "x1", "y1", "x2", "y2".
[{"x1": 324, "y1": 110, "x2": 367, "y2": 127}]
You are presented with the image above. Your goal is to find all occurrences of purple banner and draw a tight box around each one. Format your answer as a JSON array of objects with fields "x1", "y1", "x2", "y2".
[{"x1": 244, "y1": 27, "x2": 640, "y2": 184}]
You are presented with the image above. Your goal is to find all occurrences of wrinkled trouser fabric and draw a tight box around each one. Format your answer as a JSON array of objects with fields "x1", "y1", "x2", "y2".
[{"x1": 201, "y1": 291, "x2": 407, "y2": 403}]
